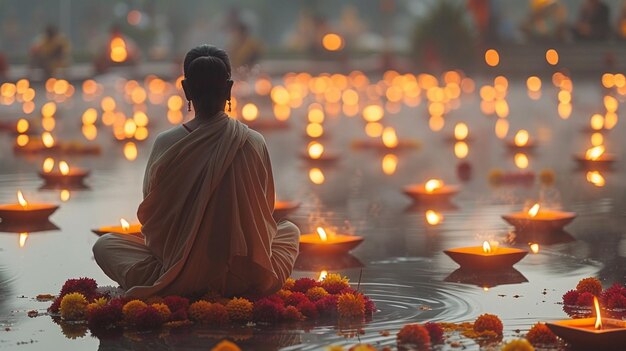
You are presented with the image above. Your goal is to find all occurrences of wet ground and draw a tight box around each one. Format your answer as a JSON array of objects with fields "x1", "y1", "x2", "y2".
[{"x1": 0, "y1": 72, "x2": 624, "y2": 350}]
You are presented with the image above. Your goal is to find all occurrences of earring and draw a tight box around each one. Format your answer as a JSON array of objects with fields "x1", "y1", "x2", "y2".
[
  {"x1": 187, "y1": 101, "x2": 191, "y2": 112},
  {"x1": 227, "y1": 100, "x2": 232, "y2": 112}
]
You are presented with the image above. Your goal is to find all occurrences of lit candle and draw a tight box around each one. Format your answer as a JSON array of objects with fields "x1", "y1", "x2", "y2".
[
  {"x1": 299, "y1": 226, "x2": 363, "y2": 254},
  {"x1": 507, "y1": 129, "x2": 536, "y2": 150},
  {"x1": 575, "y1": 145, "x2": 616, "y2": 169},
  {"x1": 444, "y1": 240, "x2": 528, "y2": 270},
  {"x1": 502, "y1": 203, "x2": 576, "y2": 232},
  {"x1": 0, "y1": 190, "x2": 59, "y2": 223},
  {"x1": 38, "y1": 159, "x2": 90, "y2": 187},
  {"x1": 92, "y1": 218, "x2": 142, "y2": 236},
  {"x1": 403, "y1": 178, "x2": 460, "y2": 203},
  {"x1": 300, "y1": 141, "x2": 339, "y2": 163}
]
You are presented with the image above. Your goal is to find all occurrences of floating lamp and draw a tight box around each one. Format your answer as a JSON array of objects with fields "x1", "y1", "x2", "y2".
[
  {"x1": 575, "y1": 145, "x2": 616, "y2": 169},
  {"x1": 91, "y1": 218, "x2": 142, "y2": 236},
  {"x1": 300, "y1": 141, "x2": 339, "y2": 163},
  {"x1": 299, "y1": 227, "x2": 363, "y2": 254},
  {"x1": 0, "y1": 190, "x2": 59, "y2": 223},
  {"x1": 507, "y1": 130, "x2": 536, "y2": 150},
  {"x1": 502, "y1": 203, "x2": 576, "y2": 232},
  {"x1": 403, "y1": 178, "x2": 460, "y2": 203},
  {"x1": 444, "y1": 241, "x2": 528, "y2": 270},
  {"x1": 38, "y1": 159, "x2": 90, "y2": 187}
]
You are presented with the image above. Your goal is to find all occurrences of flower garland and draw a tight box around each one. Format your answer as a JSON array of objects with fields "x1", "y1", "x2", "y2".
[{"x1": 48, "y1": 274, "x2": 376, "y2": 332}]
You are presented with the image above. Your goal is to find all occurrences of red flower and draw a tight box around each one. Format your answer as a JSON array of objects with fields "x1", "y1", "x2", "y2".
[
  {"x1": 576, "y1": 292, "x2": 595, "y2": 306},
  {"x1": 562, "y1": 290, "x2": 580, "y2": 306},
  {"x1": 164, "y1": 296, "x2": 189, "y2": 314},
  {"x1": 526, "y1": 323, "x2": 557, "y2": 346},
  {"x1": 86, "y1": 302, "x2": 123, "y2": 330},
  {"x1": 292, "y1": 278, "x2": 318, "y2": 293},
  {"x1": 576, "y1": 277, "x2": 602, "y2": 296},
  {"x1": 473, "y1": 314, "x2": 503, "y2": 336},
  {"x1": 397, "y1": 324, "x2": 431, "y2": 351},
  {"x1": 169, "y1": 308, "x2": 189, "y2": 321},
  {"x1": 283, "y1": 305, "x2": 304, "y2": 321},
  {"x1": 363, "y1": 296, "x2": 376, "y2": 316},
  {"x1": 253, "y1": 298, "x2": 285, "y2": 323},
  {"x1": 296, "y1": 301, "x2": 318, "y2": 319},
  {"x1": 134, "y1": 306, "x2": 163, "y2": 330},
  {"x1": 600, "y1": 284, "x2": 626, "y2": 309},
  {"x1": 424, "y1": 322, "x2": 444, "y2": 344},
  {"x1": 285, "y1": 292, "x2": 309, "y2": 306},
  {"x1": 59, "y1": 278, "x2": 98, "y2": 299},
  {"x1": 315, "y1": 294, "x2": 338, "y2": 316}
]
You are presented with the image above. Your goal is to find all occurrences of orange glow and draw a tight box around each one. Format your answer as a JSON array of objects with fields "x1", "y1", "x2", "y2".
[
  {"x1": 317, "y1": 270, "x2": 328, "y2": 282},
  {"x1": 363, "y1": 105, "x2": 384, "y2": 122},
  {"x1": 42, "y1": 132, "x2": 55, "y2": 148},
  {"x1": 110, "y1": 37, "x2": 128, "y2": 63},
  {"x1": 316, "y1": 227, "x2": 328, "y2": 241},
  {"x1": 591, "y1": 132, "x2": 604, "y2": 146},
  {"x1": 425, "y1": 210, "x2": 442, "y2": 225},
  {"x1": 82, "y1": 79, "x2": 98, "y2": 95},
  {"x1": 604, "y1": 95, "x2": 618, "y2": 113},
  {"x1": 60, "y1": 189, "x2": 70, "y2": 202},
  {"x1": 254, "y1": 77, "x2": 272, "y2": 95},
  {"x1": 22, "y1": 101, "x2": 35, "y2": 114},
  {"x1": 429, "y1": 115, "x2": 445, "y2": 131},
  {"x1": 241, "y1": 103, "x2": 259, "y2": 121},
  {"x1": 528, "y1": 203, "x2": 540, "y2": 218},
  {"x1": 17, "y1": 190, "x2": 28, "y2": 209},
  {"x1": 546, "y1": 49, "x2": 559, "y2": 65},
  {"x1": 135, "y1": 127, "x2": 148, "y2": 141},
  {"x1": 495, "y1": 100, "x2": 509, "y2": 118},
  {"x1": 590, "y1": 114, "x2": 604, "y2": 130},
  {"x1": 382, "y1": 154, "x2": 398, "y2": 175},
  {"x1": 42, "y1": 117, "x2": 56, "y2": 132},
  {"x1": 495, "y1": 118, "x2": 509, "y2": 139},
  {"x1": 123, "y1": 142, "x2": 138, "y2": 161},
  {"x1": 585, "y1": 145, "x2": 605, "y2": 161},
  {"x1": 41, "y1": 102, "x2": 57, "y2": 117},
  {"x1": 514, "y1": 130, "x2": 529, "y2": 147},
  {"x1": 365, "y1": 122, "x2": 383, "y2": 137},
  {"x1": 309, "y1": 168, "x2": 325, "y2": 184},
  {"x1": 557, "y1": 90, "x2": 571, "y2": 104},
  {"x1": 16, "y1": 134, "x2": 29, "y2": 147},
  {"x1": 322, "y1": 33, "x2": 344, "y2": 51},
  {"x1": 530, "y1": 243, "x2": 539, "y2": 254},
  {"x1": 482, "y1": 241, "x2": 492, "y2": 253},
  {"x1": 306, "y1": 123, "x2": 324, "y2": 138},
  {"x1": 42, "y1": 157, "x2": 54, "y2": 173},
  {"x1": 82, "y1": 124, "x2": 97, "y2": 141},
  {"x1": 515, "y1": 153, "x2": 529, "y2": 169},
  {"x1": 307, "y1": 107, "x2": 325, "y2": 123},
  {"x1": 124, "y1": 119, "x2": 137, "y2": 138},
  {"x1": 454, "y1": 141, "x2": 469, "y2": 159},
  {"x1": 586, "y1": 171, "x2": 605, "y2": 187},
  {"x1": 527, "y1": 76, "x2": 542, "y2": 92},
  {"x1": 558, "y1": 103, "x2": 572, "y2": 119},
  {"x1": 120, "y1": 218, "x2": 130, "y2": 231},
  {"x1": 270, "y1": 86, "x2": 290, "y2": 105},
  {"x1": 382, "y1": 127, "x2": 398, "y2": 148},
  {"x1": 133, "y1": 111, "x2": 148, "y2": 127},
  {"x1": 19, "y1": 232, "x2": 28, "y2": 248},
  {"x1": 16, "y1": 119, "x2": 29, "y2": 133},
  {"x1": 59, "y1": 161, "x2": 69, "y2": 176},
  {"x1": 101, "y1": 96, "x2": 116, "y2": 112},
  {"x1": 485, "y1": 49, "x2": 499, "y2": 67},
  {"x1": 425, "y1": 179, "x2": 443, "y2": 193},
  {"x1": 167, "y1": 110, "x2": 183, "y2": 124},
  {"x1": 167, "y1": 95, "x2": 183, "y2": 111},
  {"x1": 82, "y1": 108, "x2": 98, "y2": 124},
  {"x1": 307, "y1": 141, "x2": 324, "y2": 159},
  {"x1": 454, "y1": 122, "x2": 469, "y2": 140},
  {"x1": 604, "y1": 112, "x2": 618, "y2": 130},
  {"x1": 273, "y1": 104, "x2": 291, "y2": 121},
  {"x1": 594, "y1": 297, "x2": 602, "y2": 329}
]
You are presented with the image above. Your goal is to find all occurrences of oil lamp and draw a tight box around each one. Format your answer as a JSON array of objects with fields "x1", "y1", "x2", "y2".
[
  {"x1": 575, "y1": 145, "x2": 616, "y2": 169},
  {"x1": 38, "y1": 159, "x2": 90, "y2": 187},
  {"x1": 502, "y1": 203, "x2": 576, "y2": 232},
  {"x1": 0, "y1": 191, "x2": 59, "y2": 223},
  {"x1": 300, "y1": 141, "x2": 339, "y2": 163},
  {"x1": 506, "y1": 130, "x2": 536, "y2": 150},
  {"x1": 299, "y1": 227, "x2": 363, "y2": 254},
  {"x1": 92, "y1": 218, "x2": 142, "y2": 236},
  {"x1": 444, "y1": 241, "x2": 528, "y2": 270},
  {"x1": 403, "y1": 179, "x2": 460, "y2": 203}
]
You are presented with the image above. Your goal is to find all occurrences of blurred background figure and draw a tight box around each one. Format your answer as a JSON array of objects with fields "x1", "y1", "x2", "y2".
[
  {"x1": 573, "y1": 0, "x2": 611, "y2": 40},
  {"x1": 29, "y1": 25, "x2": 70, "y2": 77},
  {"x1": 521, "y1": 0, "x2": 568, "y2": 42},
  {"x1": 94, "y1": 25, "x2": 140, "y2": 74},
  {"x1": 228, "y1": 22, "x2": 263, "y2": 70}
]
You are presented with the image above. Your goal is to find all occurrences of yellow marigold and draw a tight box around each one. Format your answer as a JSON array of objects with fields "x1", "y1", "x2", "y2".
[
  {"x1": 276, "y1": 289, "x2": 293, "y2": 300},
  {"x1": 501, "y1": 339, "x2": 535, "y2": 351},
  {"x1": 59, "y1": 321, "x2": 88, "y2": 339},
  {"x1": 337, "y1": 293, "x2": 365, "y2": 320},
  {"x1": 122, "y1": 300, "x2": 148, "y2": 322},
  {"x1": 576, "y1": 277, "x2": 602, "y2": 296},
  {"x1": 226, "y1": 297, "x2": 253, "y2": 322},
  {"x1": 283, "y1": 278, "x2": 296, "y2": 290},
  {"x1": 60, "y1": 292, "x2": 88, "y2": 321},
  {"x1": 211, "y1": 339, "x2": 241, "y2": 351},
  {"x1": 151, "y1": 303, "x2": 172, "y2": 321},
  {"x1": 189, "y1": 300, "x2": 212, "y2": 322},
  {"x1": 86, "y1": 297, "x2": 108, "y2": 314},
  {"x1": 321, "y1": 273, "x2": 350, "y2": 294},
  {"x1": 306, "y1": 286, "x2": 329, "y2": 301}
]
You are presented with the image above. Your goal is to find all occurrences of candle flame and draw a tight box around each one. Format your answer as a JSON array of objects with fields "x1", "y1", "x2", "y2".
[
  {"x1": 585, "y1": 146, "x2": 605, "y2": 161},
  {"x1": 594, "y1": 296, "x2": 603, "y2": 330},
  {"x1": 514, "y1": 153, "x2": 529, "y2": 169},
  {"x1": 309, "y1": 168, "x2": 325, "y2": 185},
  {"x1": 586, "y1": 171, "x2": 606, "y2": 187},
  {"x1": 483, "y1": 241, "x2": 492, "y2": 253},
  {"x1": 454, "y1": 123, "x2": 469, "y2": 140},
  {"x1": 318, "y1": 270, "x2": 328, "y2": 282},
  {"x1": 42, "y1": 157, "x2": 54, "y2": 173},
  {"x1": 316, "y1": 227, "x2": 328, "y2": 242},
  {"x1": 17, "y1": 190, "x2": 28, "y2": 209},
  {"x1": 382, "y1": 127, "x2": 398, "y2": 148},
  {"x1": 307, "y1": 141, "x2": 324, "y2": 159},
  {"x1": 110, "y1": 37, "x2": 128, "y2": 63},
  {"x1": 19, "y1": 232, "x2": 28, "y2": 248},
  {"x1": 514, "y1": 130, "x2": 529, "y2": 147},
  {"x1": 42, "y1": 132, "x2": 55, "y2": 148},
  {"x1": 454, "y1": 141, "x2": 469, "y2": 159},
  {"x1": 528, "y1": 203, "x2": 540, "y2": 218},
  {"x1": 382, "y1": 154, "x2": 398, "y2": 175},
  {"x1": 60, "y1": 189, "x2": 70, "y2": 202},
  {"x1": 425, "y1": 179, "x2": 444, "y2": 193},
  {"x1": 425, "y1": 210, "x2": 442, "y2": 225},
  {"x1": 530, "y1": 243, "x2": 539, "y2": 253},
  {"x1": 120, "y1": 218, "x2": 130, "y2": 231},
  {"x1": 59, "y1": 161, "x2": 70, "y2": 175}
]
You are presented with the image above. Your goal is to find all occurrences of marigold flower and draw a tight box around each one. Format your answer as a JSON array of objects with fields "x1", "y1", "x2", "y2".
[
  {"x1": 397, "y1": 323, "x2": 431, "y2": 351},
  {"x1": 253, "y1": 298, "x2": 285, "y2": 323},
  {"x1": 189, "y1": 300, "x2": 229, "y2": 325},
  {"x1": 276, "y1": 289, "x2": 293, "y2": 300},
  {"x1": 297, "y1": 300, "x2": 318, "y2": 319},
  {"x1": 337, "y1": 293, "x2": 365, "y2": 320},
  {"x1": 473, "y1": 313, "x2": 503, "y2": 336},
  {"x1": 86, "y1": 297, "x2": 108, "y2": 314},
  {"x1": 211, "y1": 340, "x2": 241, "y2": 351},
  {"x1": 576, "y1": 292, "x2": 595, "y2": 306},
  {"x1": 306, "y1": 286, "x2": 329, "y2": 301},
  {"x1": 501, "y1": 338, "x2": 535, "y2": 351},
  {"x1": 135, "y1": 306, "x2": 164, "y2": 330},
  {"x1": 293, "y1": 278, "x2": 318, "y2": 293},
  {"x1": 164, "y1": 295, "x2": 189, "y2": 313},
  {"x1": 601, "y1": 283, "x2": 626, "y2": 309},
  {"x1": 60, "y1": 292, "x2": 88, "y2": 321},
  {"x1": 151, "y1": 303, "x2": 172, "y2": 321},
  {"x1": 226, "y1": 297, "x2": 253, "y2": 323},
  {"x1": 122, "y1": 300, "x2": 148, "y2": 323},
  {"x1": 320, "y1": 273, "x2": 350, "y2": 294},
  {"x1": 526, "y1": 323, "x2": 557, "y2": 346},
  {"x1": 562, "y1": 290, "x2": 580, "y2": 305},
  {"x1": 424, "y1": 322, "x2": 444, "y2": 344},
  {"x1": 86, "y1": 300, "x2": 123, "y2": 330},
  {"x1": 283, "y1": 305, "x2": 304, "y2": 321},
  {"x1": 316, "y1": 294, "x2": 338, "y2": 315},
  {"x1": 282, "y1": 278, "x2": 296, "y2": 291},
  {"x1": 285, "y1": 292, "x2": 309, "y2": 306},
  {"x1": 576, "y1": 277, "x2": 603, "y2": 296}
]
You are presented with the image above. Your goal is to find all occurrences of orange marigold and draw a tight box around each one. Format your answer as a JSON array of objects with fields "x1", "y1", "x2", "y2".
[
  {"x1": 189, "y1": 300, "x2": 229, "y2": 325},
  {"x1": 60, "y1": 292, "x2": 88, "y2": 321},
  {"x1": 501, "y1": 339, "x2": 535, "y2": 351},
  {"x1": 576, "y1": 277, "x2": 602, "y2": 296},
  {"x1": 86, "y1": 297, "x2": 108, "y2": 314},
  {"x1": 473, "y1": 313, "x2": 503, "y2": 336},
  {"x1": 276, "y1": 289, "x2": 293, "y2": 300},
  {"x1": 526, "y1": 323, "x2": 557, "y2": 346},
  {"x1": 397, "y1": 323, "x2": 431, "y2": 351},
  {"x1": 283, "y1": 278, "x2": 296, "y2": 291},
  {"x1": 151, "y1": 303, "x2": 172, "y2": 321},
  {"x1": 122, "y1": 300, "x2": 148, "y2": 322},
  {"x1": 211, "y1": 340, "x2": 241, "y2": 351},
  {"x1": 306, "y1": 286, "x2": 329, "y2": 301},
  {"x1": 320, "y1": 273, "x2": 350, "y2": 294},
  {"x1": 337, "y1": 292, "x2": 365, "y2": 320},
  {"x1": 226, "y1": 297, "x2": 253, "y2": 323}
]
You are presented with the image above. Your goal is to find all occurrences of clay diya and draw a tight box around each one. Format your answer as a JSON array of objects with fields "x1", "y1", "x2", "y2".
[
  {"x1": 444, "y1": 241, "x2": 528, "y2": 270},
  {"x1": 0, "y1": 191, "x2": 59, "y2": 223},
  {"x1": 273, "y1": 200, "x2": 301, "y2": 220},
  {"x1": 38, "y1": 159, "x2": 90, "y2": 187},
  {"x1": 574, "y1": 145, "x2": 616, "y2": 169},
  {"x1": 403, "y1": 179, "x2": 460, "y2": 203},
  {"x1": 547, "y1": 297, "x2": 626, "y2": 350},
  {"x1": 92, "y1": 218, "x2": 142, "y2": 236},
  {"x1": 299, "y1": 141, "x2": 339, "y2": 164},
  {"x1": 502, "y1": 203, "x2": 576, "y2": 232},
  {"x1": 506, "y1": 130, "x2": 536, "y2": 150},
  {"x1": 299, "y1": 227, "x2": 363, "y2": 254}
]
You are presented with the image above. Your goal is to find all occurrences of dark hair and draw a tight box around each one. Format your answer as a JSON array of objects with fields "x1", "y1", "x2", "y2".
[{"x1": 183, "y1": 45, "x2": 232, "y2": 107}]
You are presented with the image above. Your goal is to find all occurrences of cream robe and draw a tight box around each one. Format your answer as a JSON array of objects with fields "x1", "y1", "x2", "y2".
[{"x1": 93, "y1": 112, "x2": 300, "y2": 298}]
